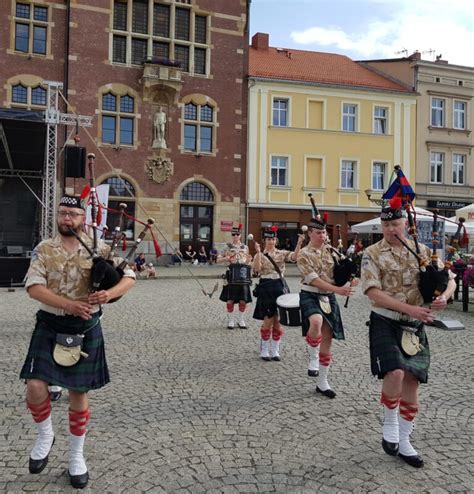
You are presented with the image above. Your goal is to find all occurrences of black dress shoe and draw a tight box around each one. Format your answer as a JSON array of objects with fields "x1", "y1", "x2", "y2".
[
  {"x1": 272, "y1": 356, "x2": 281, "y2": 361},
  {"x1": 382, "y1": 438, "x2": 399, "y2": 456},
  {"x1": 316, "y1": 387, "x2": 336, "y2": 398},
  {"x1": 261, "y1": 356, "x2": 271, "y2": 361},
  {"x1": 29, "y1": 437, "x2": 55, "y2": 474},
  {"x1": 399, "y1": 453, "x2": 424, "y2": 468},
  {"x1": 69, "y1": 470, "x2": 89, "y2": 489},
  {"x1": 308, "y1": 369, "x2": 319, "y2": 377},
  {"x1": 50, "y1": 390, "x2": 62, "y2": 402}
]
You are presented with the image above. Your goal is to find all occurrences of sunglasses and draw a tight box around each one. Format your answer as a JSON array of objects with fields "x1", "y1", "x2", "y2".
[{"x1": 231, "y1": 233, "x2": 240, "y2": 236}]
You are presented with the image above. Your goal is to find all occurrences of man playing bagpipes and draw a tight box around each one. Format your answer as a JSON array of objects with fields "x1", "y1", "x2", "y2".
[
  {"x1": 297, "y1": 203, "x2": 358, "y2": 398},
  {"x1": 360, "y1": 166, "x2": 456, "y2": 468},
  {"x1": 217, "y1": 224, "x2": 253, "y2": 329},
  {"x1": 19, "y1": 193, "x2": 135, "y2": 489}
]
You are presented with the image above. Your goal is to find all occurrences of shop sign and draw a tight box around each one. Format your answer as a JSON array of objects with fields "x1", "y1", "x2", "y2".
[
  {"x1": 220, "y1": 220, "x2": 233, "y2": 232},
  {"x1": 427, "y1": 200, "x2": 470, "y2": 209}
]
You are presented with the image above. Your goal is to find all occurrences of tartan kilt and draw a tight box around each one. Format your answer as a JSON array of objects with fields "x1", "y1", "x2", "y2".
[
  {"x1": 19, "y1": 310, "x2": 110, "y2": 392},
  {"x1": 299, "y1": 291, "x2": 345, "y2": 340},
  {"x1": 253, "y1": 278, "x2": 286, "y2": 320},
  {"x1": 219, "y1": 283, "x2": 252, "y2": 303},
  {"x1": 368, "y1": 312, "x2": 430, "y2": 383}
]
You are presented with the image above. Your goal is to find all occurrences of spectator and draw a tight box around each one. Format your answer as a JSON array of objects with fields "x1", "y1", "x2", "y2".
[
  {"x1": 171, "y1": 248, "x2": 184, "y2": 266},
  {"x1": 184, "y1": 245, "x2": 196, "y2": 263},
  {"x1": 134, "y1": 253, "x2": 146, "y2": 272},
  {"x1": 146, "y1": 263, "x2": 157, "y2": 279},
  {"x1": 209, "y1": 245, "x2": 218, "y2": 265},
  {"x1": 198, "y1": 246, "x2": 208, "y2": 264}
]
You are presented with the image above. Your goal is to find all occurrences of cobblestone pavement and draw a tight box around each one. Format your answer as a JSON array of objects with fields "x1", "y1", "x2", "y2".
[{"x1": 1, "y1": 275, "x2": 473, "y2": 493}]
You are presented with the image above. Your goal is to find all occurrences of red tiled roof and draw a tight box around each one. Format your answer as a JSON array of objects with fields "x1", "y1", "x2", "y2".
[{"x1": 249, "y1": 46, "x2": 412, "y2": 93}]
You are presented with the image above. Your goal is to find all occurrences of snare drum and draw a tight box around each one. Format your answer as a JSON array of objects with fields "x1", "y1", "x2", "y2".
[
  {"x1": 276, "y1": 293, "x2": 301, "y2": 327},
  {"x1": 228, "y1": 264, "x2": 252, "y2": 285}
]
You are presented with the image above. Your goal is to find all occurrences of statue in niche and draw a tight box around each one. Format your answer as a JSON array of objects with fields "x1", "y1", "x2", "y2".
[{"x1": 153, "y1": 107, "x2": 167, "y2": 149}]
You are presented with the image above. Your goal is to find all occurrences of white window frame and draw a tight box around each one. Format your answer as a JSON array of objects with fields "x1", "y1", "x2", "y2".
[
  {"x1": 452, "y1": 153, "x2": 466, "y2": 185},
  {"x1": 340, "y1": 159, "x2": 357, "y2": 189},
  {"x1": 430, "y1": 152, "x2": 444, "y2": 184},
  {"x1": 453, "y1": 100, "x2": 467, "y2": 130},
  {"x1": 270, "y1": 155, "x2": 289, "y2": 187},
  {"x1": 431, "y1": 97, "x2": 445, "y2": 127},
  {"x1": 272, "y1": 97, "x2": 290, "y2": 127},
  {"x1": 373, "y1": 106, "x2": 388, "y2": 134},
  {"x1": 371, "y1": 161, "x2": 387, "y2": 191},
  {"x1": 342, "y1": 102, "x2": 358, "y2": 132}
]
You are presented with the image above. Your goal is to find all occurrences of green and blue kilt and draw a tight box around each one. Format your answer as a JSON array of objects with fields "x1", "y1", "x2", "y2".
[
  {"x1": 219, "y1": 283, "x2": 252, "y2": 303},
  {"x1": 253, "y1": 278, "x2": 286, "y2": 320},
  {"x1": 19, "y1": 310, "x2": 110, "y2": 392},
  {"x1": 299, "y1": 291, "x2": 345, "y2": 340},
  {"x1": 368, "y1": 312, "x2": 430, "y2": 383}
]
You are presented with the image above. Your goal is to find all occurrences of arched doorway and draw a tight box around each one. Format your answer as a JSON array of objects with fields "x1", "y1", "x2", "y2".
[{"x1": 179, "y1": 182, "x2": 214, "y2": 256}]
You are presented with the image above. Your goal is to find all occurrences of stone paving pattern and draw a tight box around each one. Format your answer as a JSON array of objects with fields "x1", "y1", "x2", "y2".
[{"x1": 1, "y1": 268, "x2": 473, "y2": 493}]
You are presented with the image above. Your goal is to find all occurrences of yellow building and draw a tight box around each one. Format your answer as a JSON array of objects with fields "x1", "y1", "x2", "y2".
[{"x1": 247, "y1": 33, "x2": 417, "y2": 247}]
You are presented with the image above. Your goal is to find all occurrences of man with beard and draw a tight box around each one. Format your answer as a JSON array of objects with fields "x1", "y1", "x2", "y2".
[{"x1": 20, "y1": 195, "x2": 135, "y2": 488}]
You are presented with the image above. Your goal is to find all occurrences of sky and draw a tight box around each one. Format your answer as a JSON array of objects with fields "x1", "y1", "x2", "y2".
[{"x1": 249, "y1": 0, "x2": 474, "y2": 67}]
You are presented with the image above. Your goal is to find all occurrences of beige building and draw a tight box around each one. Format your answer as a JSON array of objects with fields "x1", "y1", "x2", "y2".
[{"x1": 362, "y1": 53, "x2": 474, "y2": 217}]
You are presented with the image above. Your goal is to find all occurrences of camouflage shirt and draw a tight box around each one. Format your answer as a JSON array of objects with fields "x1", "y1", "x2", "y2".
[
  {"x1": 219, "y1": 242, "x2": 252, "y2": 266},
  {"x1": 360, "y1": 237, "x2": 454, "y2": 307},
  {"x1": 26, "y1": 232, "x2": 135, "y2": 301},
  {"x1": 297, "y1": 244, "x2": 335, "y2": 286},
  {"x1": 253, "y1": 249, "x2": 293, "y2": 278}
]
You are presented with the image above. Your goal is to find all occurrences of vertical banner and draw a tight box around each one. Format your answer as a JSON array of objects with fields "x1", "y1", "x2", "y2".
[{"x1": 85, "y1": 184, "x2": 110, "y2": 235}]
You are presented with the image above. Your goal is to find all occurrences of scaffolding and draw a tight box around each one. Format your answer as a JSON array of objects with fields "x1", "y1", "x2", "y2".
[{"x1": 41, "y1": 81, "x2": 93, "y2": 240}]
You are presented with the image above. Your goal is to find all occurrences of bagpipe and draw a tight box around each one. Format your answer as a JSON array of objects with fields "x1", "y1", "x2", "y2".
[
  {"x1": 69, "y1": 153, "x2": 161, "y2": 301},
  {"x1": 386, "y1": 166, "x2": 449, "y2": 304},
  {"x1": 307, "y1": 193, "x2": 357, "y2": 288}
]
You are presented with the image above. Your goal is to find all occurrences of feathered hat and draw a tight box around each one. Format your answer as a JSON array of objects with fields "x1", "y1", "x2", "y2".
[
  {"x1": 380, "y1": 165, "x2": 414, "y2": 221},
  {"x1": 59, "y1": 195, "x2": 85, "y2": 210},
  {"x1": 262, "y1": 225, "x2": 279, "y2": 239},
  {"x1": 307, "y1": 193, "x2": 328, "y2": 230},
  {"x1": 231, "y1": 223, "x2": 242, "y2": 235}
]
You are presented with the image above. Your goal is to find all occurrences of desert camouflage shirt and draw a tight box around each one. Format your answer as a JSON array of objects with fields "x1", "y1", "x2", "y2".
[
  {"x1": 26, "y1": 232, "x2": 135, "y2": 301},
  {"x1": 360, "y1": 237, "x2": 454, "y2": 307},
  {"x1": 297, "y1": 244, "x2": 336, "y2": 285},
  {"x1": 253, "y1": 249, "x2": 294, "y2": 278},
  {"x1": 218, "y1": 242, "x2": 252, "y2": 266}
]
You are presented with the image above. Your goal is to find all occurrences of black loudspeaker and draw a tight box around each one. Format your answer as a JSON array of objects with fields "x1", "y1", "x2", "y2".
[{"x1": 64, "y1": 146, "x2": 86, "y2": 178}]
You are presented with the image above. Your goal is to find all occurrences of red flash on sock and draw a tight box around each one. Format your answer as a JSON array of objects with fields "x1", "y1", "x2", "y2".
[
  {"x1": 27, "y1": 396, "x2": 51, "y2": 423},
  {"x1": 319, "y1": 352, "x2": 332, "y2": 366},
  {"x1": 306, "y1": 334, "x2": 322, "y2": 347},
  {"x1": 69, "y1": 408, "x2": 91, "y2": 436},
  {"x1": 272, "y1": 327, "x2": 284, "y2": 341},
  {"x1": 260, "y1": 327, "x2": 271, "y2": 341},
  {"x1": 381, "y1": 392, "x2": 400, "y2": 409},
  {"x1": 238, "y1": 302, "x2": 246, "y2": 312},
  {"x1": 399, "y1": 400, "x2": 418, "y2": 421},
  {"x1": 226, "y1": 302, "x2": 234, "y2": 313}
]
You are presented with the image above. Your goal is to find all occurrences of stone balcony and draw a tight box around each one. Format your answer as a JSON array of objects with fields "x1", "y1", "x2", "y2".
[{"x1": 141, "y1": 59, "x2": 183, "y2": 104}]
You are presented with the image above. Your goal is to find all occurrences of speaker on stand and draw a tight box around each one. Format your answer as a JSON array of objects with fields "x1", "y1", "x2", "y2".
[{"x1": 64, "y1": 146, "x2": 86, "y2": 178}]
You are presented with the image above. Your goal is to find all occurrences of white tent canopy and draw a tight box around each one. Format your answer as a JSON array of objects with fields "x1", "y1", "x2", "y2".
[
  {"x1": 351, "y1": 207, "x2": 474, "y2": 235},
  {"x1": 455, "y1": 203, "x2": 474, "y2": 221}
]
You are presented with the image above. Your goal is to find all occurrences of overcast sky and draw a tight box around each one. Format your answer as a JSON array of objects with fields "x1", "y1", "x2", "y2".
[{"x1": 250, "y1": 0, "x2": 474, "y2": 67}]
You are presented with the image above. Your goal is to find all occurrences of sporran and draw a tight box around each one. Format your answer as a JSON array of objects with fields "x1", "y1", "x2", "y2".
[
  {"x1": 400, "y1": 327, "x2": 424, "y2": 356},
  {"x1": 319, "y1": 295, "x2": 332, "y2": 314},
  {"x1": 53, "y1": 333, "x2": 88, "y2": 367}
]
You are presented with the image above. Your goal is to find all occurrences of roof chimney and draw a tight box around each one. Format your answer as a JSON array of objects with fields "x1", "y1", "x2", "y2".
[
  {"x1": 251, "y1": 32, "x2": 269, "y2": 50},
  {"x1": 408, "y1": 50, "x2": 421, "y2": 61}
]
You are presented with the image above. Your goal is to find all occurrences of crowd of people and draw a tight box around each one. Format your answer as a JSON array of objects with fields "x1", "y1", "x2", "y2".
[{"x1": 19, "y1": 187, "x2": 459, "y2": 490}]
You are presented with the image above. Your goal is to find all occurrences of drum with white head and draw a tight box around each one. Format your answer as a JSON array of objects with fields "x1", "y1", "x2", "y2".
[{"x1": 276, "y1": 293, "x2": 301, "y2": 327}]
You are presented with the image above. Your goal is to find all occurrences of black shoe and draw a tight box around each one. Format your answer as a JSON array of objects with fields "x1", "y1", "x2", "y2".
[
  {"x1": 399, "y1": 453, "x2": 424, "y2": 468},
  {"x1": 308, "y1": 369, "x2": 319, "y2": 377},
  {"x1": 69, "y1": 470, "x2": 89, "y2": 489},
  {"x1": 382, "y1": 438, "x2": 399, "y2": 456},
  {"x1": 316, "y1": 387, "x2": 336, "y2": 399},
  {"x1": 261, "y1": 356, "x2": 271, "y2": 361},
  {"x1": 50, "y1": 390, "x2": 62, "y2": 402},
  {"x1": 29, "y1": 437, "x2": 55, "y2": 474},
  {"x1": 272, "y1": 356, "x2": 281, "y2": 361}
]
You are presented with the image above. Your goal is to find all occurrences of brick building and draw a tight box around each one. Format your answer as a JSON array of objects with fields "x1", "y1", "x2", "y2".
[{"x1": 0, "y1": 0, "x2": 249, "y2": 282}]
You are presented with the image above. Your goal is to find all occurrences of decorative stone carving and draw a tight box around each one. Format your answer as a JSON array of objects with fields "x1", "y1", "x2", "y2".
[
  {"x1": 146, "y1": 157, "x2": 173, "y2": 184},
  {"x1": 153, "y1": 107, "x2": 167, "y2": 149}
]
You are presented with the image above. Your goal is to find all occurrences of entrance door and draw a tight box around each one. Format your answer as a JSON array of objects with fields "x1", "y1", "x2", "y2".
[{"x1": 180, "y1": 205, "x2": 213, "y2": 255}]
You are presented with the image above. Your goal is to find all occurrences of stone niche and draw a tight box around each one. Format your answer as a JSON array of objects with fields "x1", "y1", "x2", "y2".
[{"x1": 141, "y1": 60, "x2": 182, "y2": 105}]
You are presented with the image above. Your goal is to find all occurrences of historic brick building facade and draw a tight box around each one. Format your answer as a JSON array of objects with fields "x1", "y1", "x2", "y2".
[{"x1": 0, "y1": 0, "x2": 249, "y2": 269}]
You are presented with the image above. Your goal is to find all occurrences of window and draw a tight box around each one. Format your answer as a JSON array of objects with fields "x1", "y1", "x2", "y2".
[
  {"x1": 14, "y1": 3, "x2": 49, "y2": 55},
  {"x1": 180, "y1": 182, "x2": 213, "y2": 201},
  {"x1": 101, "y1": 177, "x2": 136, "y2": 239},
  {"x1": 431, "y1": 98, "x2": 444, "y2": 127},
  {"x1": 374, "y1": 107, "x2": 388, "y2": 134},
  {"x1": 430, "y1": 152, "x2": 444, "y2": 183},
  {"x1": 340, "y1": 160, "x2": 356, "y2": 189},
  {"x1": 101, "y1": 92, "x2": 136, "y2": 146},
  {"x1": 343, "y1": 104, "x2": 357, "y2": 132},
  {"x1": 11, "y1": 82, "x2": 47, "y2": 107},
  {"x1": 453, "y1": 154, "x2": 465, "y2": 185},
  {"x1": 270, "y1": 156, "x2": 288, "y2": 186},
  {"x1": 453, "y1": 101, "x2": 466, "y2": 130},
  {"x1": 372, "y1": 162, "x2": 386, "y2": 190},
  {"x1": 183, "y1": 102, "x2": 215, "y2": 153},
  {"x1": 111, "y1": 0, "x2": 209, "y2": 75},
  {"x1": 272, "y1": 99, "x2": 288, "y2": 127}
]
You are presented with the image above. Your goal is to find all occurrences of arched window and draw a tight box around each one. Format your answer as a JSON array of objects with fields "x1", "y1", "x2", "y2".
[
  {"x1": 11, "y1": 82, "x2": 47, "y2": 107},
  {"x1": 101, "y1": 92, "x2": 136, "y2": 146},
  {"x1": 12, "y1": 83, "x2": 28, "y2": 104},
  {"x1": 183, "y1": 102, "x2": 215, "y2": 153},
  {"x1": 180, "y1": 182, "x2": 213, "y2": 202},
  {"x1": 101, "y1": 177, "x2": 136, "y2": 238}
]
